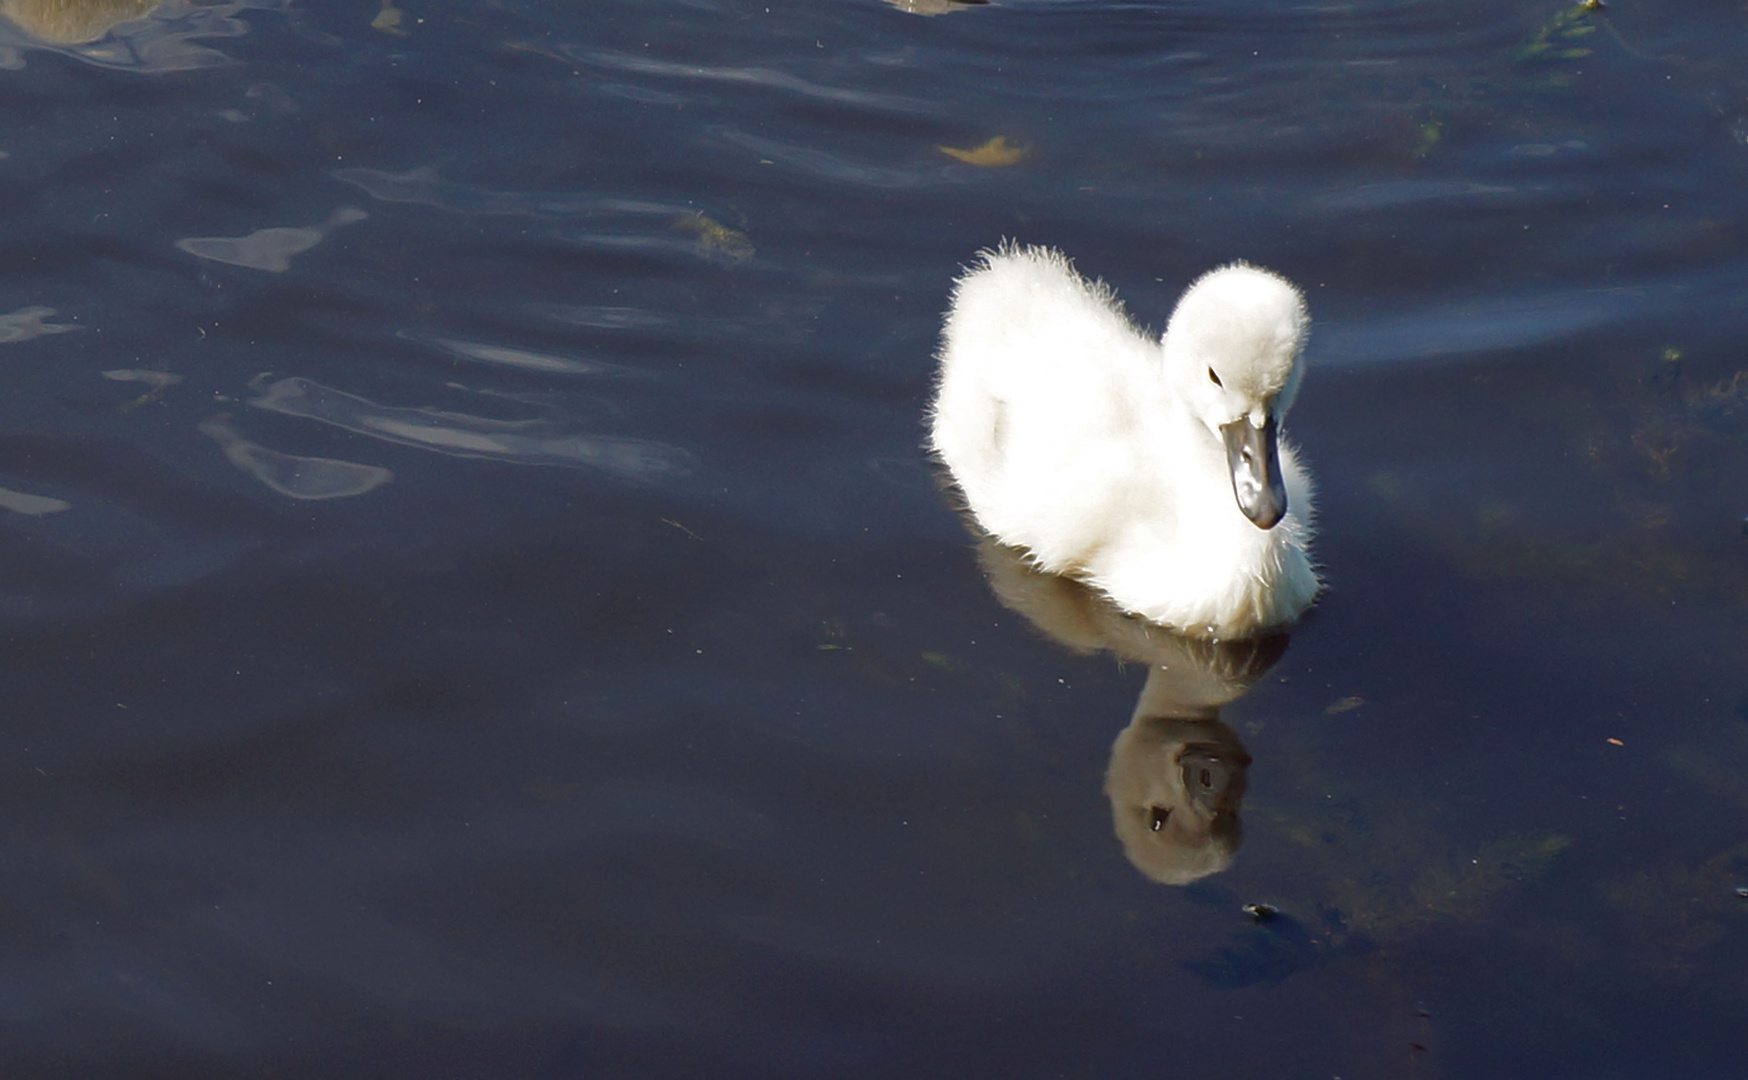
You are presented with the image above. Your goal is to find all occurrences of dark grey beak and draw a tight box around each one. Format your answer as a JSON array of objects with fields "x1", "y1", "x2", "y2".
[{"x1": 1221, "y1": 414, "x2": 1287, "y2": 530}]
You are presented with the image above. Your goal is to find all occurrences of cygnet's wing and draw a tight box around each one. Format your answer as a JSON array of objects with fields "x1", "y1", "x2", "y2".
[{"x1": 930, "y1": 246, "x2": 1159, "y2": 557}]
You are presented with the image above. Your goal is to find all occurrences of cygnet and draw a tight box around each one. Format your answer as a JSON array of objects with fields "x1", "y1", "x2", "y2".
[{"x1": 929, "y1": 244, "x2": 1320, "y2": 637}]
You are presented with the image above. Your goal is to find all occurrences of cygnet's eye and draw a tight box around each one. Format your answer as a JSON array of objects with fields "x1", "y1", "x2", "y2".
[{"x1": 1207, "y1": 367, "x2": 1223, "y2": 388}]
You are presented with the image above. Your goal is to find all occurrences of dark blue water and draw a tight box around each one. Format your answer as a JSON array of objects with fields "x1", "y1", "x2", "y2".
[{"x1": 1, "y1": 0, "x2": 1745, "y2": 1076}]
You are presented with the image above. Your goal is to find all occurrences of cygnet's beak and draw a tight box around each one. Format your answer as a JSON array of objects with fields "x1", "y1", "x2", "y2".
[
  {"x1": 1179, "y1": 745, "x2": 1242, "y2": 809},
  {"x1": 1221, "y1": 414, "x2": 1287, "y2": 529}
]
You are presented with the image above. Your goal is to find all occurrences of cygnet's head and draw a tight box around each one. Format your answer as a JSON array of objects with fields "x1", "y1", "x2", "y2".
[{"x1": 1162, "y1": 263, "x2": 1309, "y2": 529}]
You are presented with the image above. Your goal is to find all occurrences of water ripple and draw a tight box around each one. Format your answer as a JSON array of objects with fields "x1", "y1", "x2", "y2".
[
  {"x1": 710, "y1": 127, "x2": 939, "y2": 189},
  {"x1": 1316, "y1": 179, "x2": 1544, "y2": 211},
  {"x1": 554, "y1": 44, "x2": 937, "y2": 116},
  {"x1": 398, "y1": 331, "x2": 629, "y2": 378},
  {"x1": 0, "y1": 306, "x2": 78, "y2": 343},
  {"x1": 175, "y1": 207, "x2": 367, "y2": 272},
  {"x1": 199, "y1": 415, "x2": 394, "y2": 501},
  {"x1": 332, "y1": 166, "x2": 686, "y2": 219},
  {"x1": 248, "y1": 376, "x2": 691, "y2": 481},
  {"x1": 0, "y1": 486, "x2": 70, "y2": 515}
]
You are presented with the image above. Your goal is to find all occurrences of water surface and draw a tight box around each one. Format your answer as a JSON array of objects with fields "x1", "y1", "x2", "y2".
[{"x1": 0, "y1": 0, "x2": 1745, "y2": 1076}]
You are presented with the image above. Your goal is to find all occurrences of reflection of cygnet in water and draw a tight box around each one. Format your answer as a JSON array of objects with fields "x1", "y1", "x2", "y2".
[
  {"x1": 930, "y1": 244, "x2": 1319, "y2": 638},
  {"x1": 977, "y1": 535, "x2": 1286, "y2": 883},
  {"x1": 1, "y1": 0, "x2": 161, "y2": 43},
  {"x1": 1107, "y1": 668, "x2": 1260, "y2": 885}
]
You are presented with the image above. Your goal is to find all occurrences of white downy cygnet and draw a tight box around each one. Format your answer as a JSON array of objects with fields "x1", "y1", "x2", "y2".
[{"x1": 929, "y1": 244, "x2": 1320, "y2": 638}]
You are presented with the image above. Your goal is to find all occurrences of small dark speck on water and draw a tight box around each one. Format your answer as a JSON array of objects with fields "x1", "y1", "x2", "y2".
[{"x1": 1242, "y1": 903, "x2": 1280, "y2": 923}]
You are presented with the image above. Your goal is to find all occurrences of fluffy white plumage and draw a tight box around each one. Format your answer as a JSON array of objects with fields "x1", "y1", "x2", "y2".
[{"x1": 928, "y1": 244, "x2": 1320, "y2": 638}]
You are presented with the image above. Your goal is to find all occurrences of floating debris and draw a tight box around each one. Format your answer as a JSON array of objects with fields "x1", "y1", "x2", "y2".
[
  {"x1": 937, "y1": 135, "x2": 1028, "y2": 167},
  {"x1": 661, "y1": 518, "x2": 703, "y2": 542},
  {"x1": 1412, "y1": 118, "x2": 1443, "y2": 159},
  {"x1": 1326, "y1": 696, "x2": 1366, "y2": 715},
  {"x1": 672, "y1": 212, "x2": 754, "y2": 265},
  {"x1": 1242, "y1": 902, "x2": 1279, "y2": 923},
  {"x1": 1518, "y1": 1, "x2": 1603, "y2": 63},
  {"x1": 372, "y1": 0, "x2": 407, "y2": 36}
]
